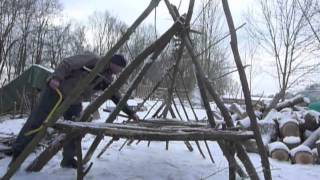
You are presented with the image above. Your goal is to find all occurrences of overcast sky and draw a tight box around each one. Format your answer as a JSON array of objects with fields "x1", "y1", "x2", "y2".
[
  {"x1": 60, "y1": 0, "x2": 280, "y2": 95},
  {"x1": 61, "y1": 0, "x2": 250, "y2": 32}
]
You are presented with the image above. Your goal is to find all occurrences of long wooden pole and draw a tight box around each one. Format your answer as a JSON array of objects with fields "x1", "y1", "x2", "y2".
[
  {"x1": 162, "y1": 41, "x2": 185, "y2": 117},
  {"x1": 221, "y1": 0, "x2": 271, "y2": 179}
]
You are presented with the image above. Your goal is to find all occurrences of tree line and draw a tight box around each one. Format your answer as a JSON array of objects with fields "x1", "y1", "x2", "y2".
[
  {"x1": 2, "y1": 0, "x2": 319, "y2": 101},
  {"x1": 0, "y1": 0, "x2": 236, "y2": 99}
]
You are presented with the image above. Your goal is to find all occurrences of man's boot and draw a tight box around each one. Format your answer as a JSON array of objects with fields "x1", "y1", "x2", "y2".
[{"x1": 60, "y1": 158, "x2": 78, "y2": 169}]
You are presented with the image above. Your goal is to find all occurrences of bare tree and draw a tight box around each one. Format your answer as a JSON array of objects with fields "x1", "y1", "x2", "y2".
[
  {"x1": 31, "y1": 0, "x2": 61, "y2": 65},
  {"x1": 247, "y1": 0, "x2": 320, "y2": 105},
  {"x1": 193, "y1": 0, "x2": 233, "y2": 95},
  {"x1": 0, "y1": 0, "x2": 22, "y2": 81},
  {"x1": 89, "y1": 11, "x2": 125, "y2": 56}
]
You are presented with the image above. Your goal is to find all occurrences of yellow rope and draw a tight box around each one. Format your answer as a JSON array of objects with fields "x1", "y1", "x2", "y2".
[{"x1": 25, "y1": 88, "x2": 63, "y2": 136}]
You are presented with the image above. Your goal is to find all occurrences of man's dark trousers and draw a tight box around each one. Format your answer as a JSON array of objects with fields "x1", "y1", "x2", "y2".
[
  {"x1": 12, "y1": 85, "x2": 82, "y2": 162},
  {"x1": 62, "y1": 103, "x2": 82, "y2": 161}
]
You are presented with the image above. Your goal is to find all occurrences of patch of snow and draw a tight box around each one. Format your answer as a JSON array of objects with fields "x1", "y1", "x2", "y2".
[
  {"x1": 261, "y1": 109, "x2": 280, "y2": 123},
  {"x1": 231, "y1": 114, "x2": 239, "y2": 122},
  {"x1": 254, "y1": 110, "x2": 262, "y2": 118},
  {"x1": 237, "y1": 117, "x2": 251, "y2": 128},
  {"x1": 0, "y1": 118, "x2": 26, "y2": 135},
  {"x1": 32, "y1": 64, "x2": 54, "y2": 73},
  {"x1": 304, "y1": 97, "x2": 311, "y2": 104},
  {"x1": 280, "y1": 107, "x2": 293, "y2": 113},
  {"x1": 268, "y1": 141, "x2": 289, "y2": 153},
  {"x1": 294, "y1": 111, "x2": 305, "y2": 124},
  {"x1": 261, "y1": 135, "x2": 272, "y2": 145},
  {"x1": 190, "y1": 86, "x2": 202, "y2": 107},
  {"x1": 311, "y1": 148, "x2": 318, "y2": 156},
  {"x1": 230, "y1": 103, "x2": 245, "y2": 115},
  {"x1": 283, "y1": 136, "x2": 301, "y2": 144}
]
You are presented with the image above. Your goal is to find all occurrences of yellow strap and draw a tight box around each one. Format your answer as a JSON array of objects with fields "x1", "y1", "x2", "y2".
[{"x1": 25, "y1": 89, "x2": 63, "y2": 136}]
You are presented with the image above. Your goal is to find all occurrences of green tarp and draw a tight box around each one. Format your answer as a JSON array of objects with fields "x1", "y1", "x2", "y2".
[
  {"x1": 0, "y1": 65, "x2": 52, "y2": 114},
  {"x1": 308, "y1": 102, "x2": 320, "y2": 112}
]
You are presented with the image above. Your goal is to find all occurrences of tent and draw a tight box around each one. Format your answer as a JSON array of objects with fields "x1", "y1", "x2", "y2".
[{"x1": 0, "y1": 65, "x2": 52, "y2": 114}]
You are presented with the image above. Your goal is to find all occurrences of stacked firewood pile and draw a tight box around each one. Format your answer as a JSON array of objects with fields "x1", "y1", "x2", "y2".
[
  {"x1": 0, "y1": 129, "x2": 58, "y2": 160},
  {"x1": 0, "y1": 133, "x2": 16, "y2": 159},
  {"x1": 229, "y1": 95, "x2": 320, "y2": 165}
]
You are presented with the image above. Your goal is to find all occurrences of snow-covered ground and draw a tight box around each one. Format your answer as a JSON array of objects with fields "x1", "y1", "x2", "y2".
[{"x1": 1, "y1": 99, "x2": 320, "y2": 180}]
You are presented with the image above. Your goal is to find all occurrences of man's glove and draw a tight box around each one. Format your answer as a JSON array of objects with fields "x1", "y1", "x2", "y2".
[
  {"x1": 49, "y1": 78, "x2": 60, "y2": 90},
  {"x1": 93, "y1": 81, "x2": 108, "y2": 91}
]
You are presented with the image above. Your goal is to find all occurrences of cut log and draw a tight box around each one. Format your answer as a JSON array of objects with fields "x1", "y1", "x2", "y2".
[
  {"x1": 317, "y1": 140, "x2": 320, "y2": 160},
  {"x1": 293, "y1": 105, "x2": 308, "y2": 111},
  {"x1": 237, "y1": 117, "x2": 277, "y2": 145},
  {"x1": 275, "y1": 95, "x2": 310, "y2": 111},
  {"x1": 242, "y1": 139, "x2": 258, "y2": 153},
  {"x1": 312, "y1": 148, "x2": 320, "y2": 164},
  {"x1": 303, "y1": 130, "x2": 313, "y2": 140},
  {"x1": 229, "y1": 103, "x2": 247, "y2": 119},
  {"x1": 302, "y1": 110, "x2": 320, "y2": 131},
  {"x1": 302, "y1": 127, "x2": 320, "y2": 149},
  {"x1": 279, "y1": 120, "x2": 300, "y2": 137},
  {"x1": 290, "y1": 145, "x2": 313, "y2": 164},
  {"x1": 283, "y1": 136, "x2": 301, "y2": 149},
  {"x1": 272, "y1": 149, "x2": 290, "y2": 161},
  {"x1": 268, "y1": 142, "x2": 290, "y2": 161}
]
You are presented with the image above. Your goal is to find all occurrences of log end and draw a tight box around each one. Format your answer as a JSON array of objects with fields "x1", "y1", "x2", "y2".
[
  {"x1": 281, "y1": 121, "x2": 300, "y2": 137},
  {"x1": 292, "y1": 151, "x2": 314, "y2": 164},
  {"x1": 271, "y1": 149, "x2": 290, "y2": 161}
]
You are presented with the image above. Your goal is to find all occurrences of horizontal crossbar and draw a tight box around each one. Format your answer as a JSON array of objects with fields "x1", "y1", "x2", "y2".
[{"x1": 54, "y1": 120, "x2": 254, "y2": 142}]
